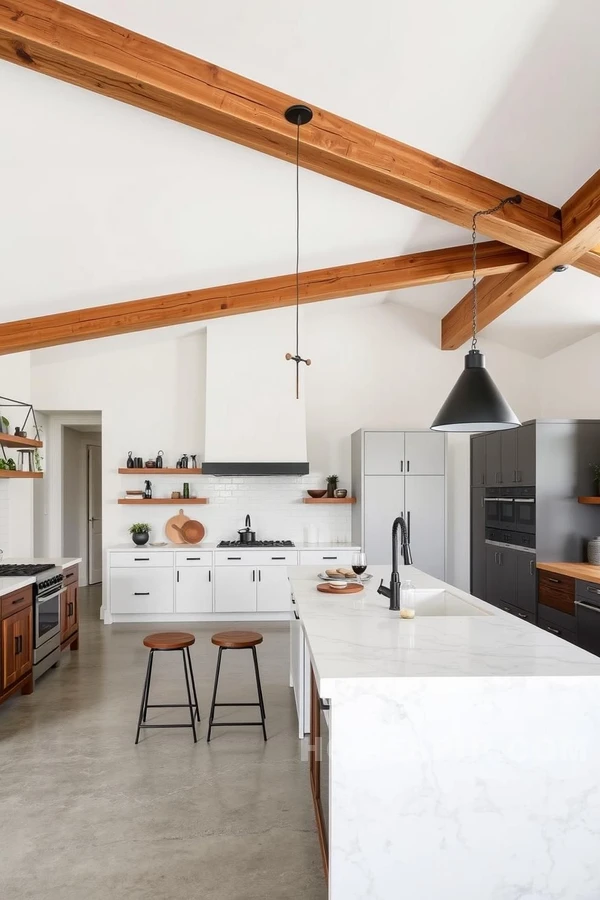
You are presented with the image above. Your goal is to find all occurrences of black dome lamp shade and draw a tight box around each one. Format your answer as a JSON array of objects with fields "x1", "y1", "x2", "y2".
[{"x1": 431, "y1": 196, "x2": 522, "y2": 433}]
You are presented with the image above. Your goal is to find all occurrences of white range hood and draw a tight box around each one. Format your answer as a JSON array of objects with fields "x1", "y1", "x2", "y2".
[{"x1": 203, "y1": 310, "x2": 309, "y2": 475}]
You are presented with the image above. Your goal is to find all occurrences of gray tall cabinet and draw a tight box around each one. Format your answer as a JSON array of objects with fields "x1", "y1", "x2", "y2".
[{"x1": 351, "y1": 430, "x2": 447, "y2": 579}]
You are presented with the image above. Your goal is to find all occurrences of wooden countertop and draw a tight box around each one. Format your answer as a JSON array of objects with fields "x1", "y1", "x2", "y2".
[{"x1": 537, "y1": 561, "x2": 600, "y2": 584}]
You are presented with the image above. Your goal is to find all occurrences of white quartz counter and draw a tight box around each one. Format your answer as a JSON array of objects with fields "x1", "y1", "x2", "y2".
[
  {"x1": 107, "y1": 542, "x2": 360, "y2": 552},
  {"x1": 292, "y1": 565, "x2": 600, "y2": 697},
  {"x1": 0, "y1": 576, "x2": 35, "y2": 597},
  {"x1": 1, "y1": 557, "x2": 82, "y2": 569}
]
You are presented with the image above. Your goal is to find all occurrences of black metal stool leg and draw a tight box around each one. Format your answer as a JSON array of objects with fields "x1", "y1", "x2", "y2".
[
  {"x1": 135, "y1": 650, "x2": 154, "y2": 744},
  {"x1": 142, "y1": 649, "x2": 155, "y2": 722},
  {"x1": 181, "y1": 649, "x2": 198, "y2": 743},
  {"x1": 207, "y1": 646, "x2": 224, "y2": 743},
  {"x1": 185, "y1": 646, "x2": 201, "y2": 722},
  {"x1": 251, "y1": 646, "x2": 268, "y2": 741}
]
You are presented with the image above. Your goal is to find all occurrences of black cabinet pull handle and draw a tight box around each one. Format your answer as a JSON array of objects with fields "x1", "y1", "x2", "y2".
[
  {"x1": 258, "y1": 569, "x2": 262, "y2": 582},
  {"x1": 400, "y1": 460, "x2": 403, "y2": 473},
  {"x1": 228, "y1": 557, "x2": 242, "y2": 561},
  {"x1": 186, "y1": 557, "x2": 202, "y2": 561},
  {"x1": 406, "y1": 460, "x2": 410, "y2": 473},
  {"x1": 252, "y1": 570, "x2": 256, "y2": 582},
  {"x1": 293, "y1": 610, "x2": 300, "y2": 620},
  {"x1": 15, "y1": 635, "x2": 19, "y2": 655},
  {"x1": 134, "y1": 592, "x2": 150, "y2": 596},
  {"x1": 323, "y1": 557, "x2": 337, "y2": 560},
  {"x1": 208, "y1": 570, "x2": 211, "y2": 583},
  {"x1": 177, "y1": 571, "x2": 180, "y2": 583},
  {"x1": 134, "y1": 558, "x2": 150, "y2": 561},
  {"x1": 320, "y1": 699, "x2": 331, "y2": 711},
  {"x1": 272, "y1": 556, "x2": 286, "y2": 560},
  {"x1": 12, "y1": 597, "x2": 22, "y2": 604}
]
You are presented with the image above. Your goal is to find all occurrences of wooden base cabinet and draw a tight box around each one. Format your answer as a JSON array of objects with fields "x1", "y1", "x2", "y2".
[
  {"x1": 61, "y1": 565, "x2": 80, "y2": 651},
  {"x1": 309, "y1": 668, "x2": 329, "y2": 880},
  {"x1": 0, "y1": 586, "x2": 34, "y2": 705}
]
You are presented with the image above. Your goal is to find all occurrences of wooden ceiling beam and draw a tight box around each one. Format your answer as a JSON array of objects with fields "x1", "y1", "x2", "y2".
[
  {"x1": 0, "y1": 242, "x2": 526, "y2": 355},
  {"x1": 0, "y1": 0, "x2": 562, "y2": 257},
  {"x1": 442, "y1": 170, "x2": 600, "y2": 349}
]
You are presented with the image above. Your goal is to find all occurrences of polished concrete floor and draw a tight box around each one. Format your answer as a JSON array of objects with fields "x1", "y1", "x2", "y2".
[{"x1": 0, "y1": 586, "x2": 326, "y2": 900}]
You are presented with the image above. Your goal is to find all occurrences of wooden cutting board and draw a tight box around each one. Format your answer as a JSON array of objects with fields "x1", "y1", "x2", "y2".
[
  {"x1": 165, "y1": 508, "x2": 190, "y2": 544},
  {"x1": 317, "y1": 583, "x2": 364, "y2": 595}
]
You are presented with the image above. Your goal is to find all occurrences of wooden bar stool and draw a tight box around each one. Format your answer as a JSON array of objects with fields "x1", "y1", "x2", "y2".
[
  {"x1": 207, "y1": 631, "x2": 267, "y2": 742},
  {"x1": 135, "y1": 632, "x2": 200, "y2": 744}
]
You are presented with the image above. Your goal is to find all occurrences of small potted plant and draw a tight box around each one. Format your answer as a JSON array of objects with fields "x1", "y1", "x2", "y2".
[
  {"x1": 129, "y1": 523, "x2": 151, "y2": 546},
  {"x1": 591, "y1": 464, "x2": 600, "y2": 496},
  {"x1": 326, "y1": 474, "x2": 339, "y2": 498}
]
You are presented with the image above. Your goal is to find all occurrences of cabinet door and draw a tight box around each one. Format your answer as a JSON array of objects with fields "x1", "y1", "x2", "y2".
[
  {"x1": 405, "y1": 476, "x2": 445, "y2": 580},
  {"x1": 63, "y1": 582, "x2": 78, "y2": 639},
  {"x1": 2, "y1": 606, "x2": 32, "y2": 690},
  {"x1": 175, "y1": 567, "x2": 213, "y2": 613},
  {"x1": 501, "y1": 429, "x2": 518, "y2": 485},
  {"x1": 470, "y1": 488, "x2": 486, "y2": 600},
  {"x1": 485, "y1": 432, "x2": 502, "y2": 485},
  {"x1": 364, "y1": 432, "x2": 405, "y2": 475},
  {"x1": 516, "y1": 423, "x2": 535, "y2": 485},
  {"x1": 110, "y1": 568, "x2": 174, "y2": 614},
  {"x1": 364, "y1": 476, "x2": 405, "y2": 565},
  {"x1": 257, "y1": 566, "x2": 291, "y2": 612},
  {"x1": 214, "y1": 567, "x2": 257, "y2": 613},
  {"x1": 485, "y1": 544, "x2": 500, "y2": 607},
  {"x1": 516, "y1": 552, "x2": 536, "y2": 614},
  {"x1": 471, "y1": 435, "x2": 486, "y2": 487},
  {"x1": 496, "y1": 547, "x2": 517, "y2": 608},
  {"x1": 404, "y1": 432, "x2": 445, "y2": 475}
]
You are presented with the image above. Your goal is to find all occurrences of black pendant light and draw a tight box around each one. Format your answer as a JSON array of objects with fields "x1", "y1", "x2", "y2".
[
  {"x1": 284, "y1": 104, "x2": 313, "y2": 399},
  {"x1": 431, "y1": 197, "x2": 523, "y2": 433}
]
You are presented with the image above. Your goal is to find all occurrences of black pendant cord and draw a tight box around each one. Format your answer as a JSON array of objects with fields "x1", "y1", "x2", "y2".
[
  {"x1": 284, "y1": 104, "x2": 313, "y2": 399},
  {"x1": 471, "y1": 194, "x2": 522, "y2": 352}
]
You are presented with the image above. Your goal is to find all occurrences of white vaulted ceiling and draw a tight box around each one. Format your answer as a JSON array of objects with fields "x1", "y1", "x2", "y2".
[{"x1": 2, "y1": 0, "x2": 600, "y2": 356}]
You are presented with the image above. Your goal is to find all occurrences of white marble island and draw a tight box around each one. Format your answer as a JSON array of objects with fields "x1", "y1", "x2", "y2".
[{"x1": 291, "y1": 565, "x2": 600, "y2": 900}]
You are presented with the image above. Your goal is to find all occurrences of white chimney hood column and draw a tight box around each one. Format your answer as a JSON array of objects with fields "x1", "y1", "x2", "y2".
[{"x1": 203, "y1": 309, "x2": 308, "y2": 471}]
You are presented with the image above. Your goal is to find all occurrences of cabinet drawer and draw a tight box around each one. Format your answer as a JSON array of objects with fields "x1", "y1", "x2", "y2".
[
  {"x1": 537, "y1": 616, "x2": 577, "y2": 644},
  {"x1": 175, "y1": 551, "x2": 213, "y2": 567},
  {"x1": 576, "y1": 579, "x2": 600, "y2": 601},
  {"x1": 496, "y1": 601, "x2": 535, "y2": 625},
  {"x1": 64, "y1": 565, "x2": 79, "y2": 584},
  {"x1": 299, "y1": 551, "x2": 356, "y2": 566},
  {"x1": 536, "y1": 601, "x2": 575, "y2": 634},
  {"x1": 214, "y1": 551, "x2": 297, "y2": 566},
  {"x1": 110, "y1": 552, "x2": 173, "y2": 568},
  {"x1": 538, "y1": 570, "x2": 575, "y2": 615},
  {"x1": 110, "y1": 568, "x2": 174, "y2": 614},
  {"x1": 1, "y1": 586, "x2": 32, "y2": 619}
]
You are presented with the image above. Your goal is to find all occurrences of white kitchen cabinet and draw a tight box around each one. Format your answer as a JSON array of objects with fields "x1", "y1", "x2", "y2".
[
  {"x1": 404, "y1": 431, "x2": 445, "y2": 475},
  {"x1": 404, "y1": 476, "x2": 445, "y2": 580},
  {"x1": 175, "y1": 566, "x2": 213, "y2": 614},
  {"x1": 175, "y1": 551, "x2": 213, "y2": 567},
  {"x1": 110, "y1": 568, "x2": 174, "y2": 614},
  {"x1": 256, "y1": 566, "x2": 291, "y2": 612},
  {"x1": 298, "y1": 550, "x2": 356, "y2": 566},
  {"x1": 214, "y1": 566, "x2": 257, "y2": 613},
  {"x1": 111, "y1": 551, "x2": 174, "y2": 568},
  {"x1": 364, "y1": 476, "x2": 405, "y2": 565},
  {"x1": 364, "y1": 431, "x2": 405, "y2": 475}
]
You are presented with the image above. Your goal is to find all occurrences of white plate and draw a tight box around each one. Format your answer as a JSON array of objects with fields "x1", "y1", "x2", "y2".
[{"x1": 318, "y1": 572, "x2": 373, "y2": 582}]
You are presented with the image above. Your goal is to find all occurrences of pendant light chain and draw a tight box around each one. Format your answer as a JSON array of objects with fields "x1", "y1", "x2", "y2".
[{"x1": 470, "y1": 194, "x2": 522, "y2": 351}]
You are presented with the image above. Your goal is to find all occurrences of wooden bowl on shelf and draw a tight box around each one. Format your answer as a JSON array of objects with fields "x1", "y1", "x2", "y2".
[{"x1": 307, "y1": 489, "x2": 327, "y2": 498}]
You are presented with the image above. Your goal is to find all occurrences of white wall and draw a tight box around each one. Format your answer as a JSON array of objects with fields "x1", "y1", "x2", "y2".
[
  {"x1": 0, "y1": 352, "x2": 35, "y2": 557},
  {"x1": 537, "y1": 331, "x2": 600, "y2": 419}
]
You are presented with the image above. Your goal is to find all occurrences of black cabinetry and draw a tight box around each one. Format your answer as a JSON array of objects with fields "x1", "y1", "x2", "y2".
[
  {"x1": 471, "y1": 435, "x2": 486, "y2": 487},
  {"x1": 470, "y1": 489, "x2": 486, "y2": 599}
]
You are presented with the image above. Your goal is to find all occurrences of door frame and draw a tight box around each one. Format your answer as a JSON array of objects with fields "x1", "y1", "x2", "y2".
[{"x1": 87, "y1": 443, "x2": 102, "y2": 585}]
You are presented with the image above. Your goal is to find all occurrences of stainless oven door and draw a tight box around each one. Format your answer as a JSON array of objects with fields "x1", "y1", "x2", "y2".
[
  {"x1": 36, "y1": 589, "x2": 62, "y2": 647},
  {"x1": 513, "y1": 491, "x2": 536, "y2": 534}
]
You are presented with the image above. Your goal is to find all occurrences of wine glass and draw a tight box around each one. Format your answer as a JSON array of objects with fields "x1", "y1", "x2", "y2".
[{"x1": 352, "y1": 551, "x2": 367, "y2": 583}]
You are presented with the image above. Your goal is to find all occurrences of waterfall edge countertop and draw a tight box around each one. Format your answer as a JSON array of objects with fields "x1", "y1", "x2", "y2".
[
  {"x1": 291, "y1": 565, "x2": 600, "y2": 698},
  {"x1": 537, "y1": 560, "x2": 600, "y2": 583}
]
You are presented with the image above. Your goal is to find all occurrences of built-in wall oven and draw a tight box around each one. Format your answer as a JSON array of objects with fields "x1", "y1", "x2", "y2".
[{"x1": 484, "y1": 487, "x2": 535, "y2": 534}]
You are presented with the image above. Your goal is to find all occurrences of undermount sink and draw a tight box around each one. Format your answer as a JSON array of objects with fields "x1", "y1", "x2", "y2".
[{"x1": 411, "y1": 589, "x2": 490, "y2": 617}]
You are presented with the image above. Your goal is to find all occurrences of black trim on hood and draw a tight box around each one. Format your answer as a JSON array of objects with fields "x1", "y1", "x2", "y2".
[{"x1": 202, "y1": 462, "x2": 309, "y2": 476}]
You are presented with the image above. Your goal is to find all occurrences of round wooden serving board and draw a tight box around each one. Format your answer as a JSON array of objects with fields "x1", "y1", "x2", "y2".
[
  {"x1": 317, "y1": 582, "x2": 364, "y2": 595},
  {"x1": 165, "y1": 508, "x2": 190, "y2": 544}
]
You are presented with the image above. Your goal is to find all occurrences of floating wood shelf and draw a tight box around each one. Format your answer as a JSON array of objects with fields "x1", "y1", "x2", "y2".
[
  {"x1": 118, "y1": 498, "x2": 208, "y2": 505},
  {"x1": 578, "y1": 496, "x2": 600, "y2": 504},
  {"x1": 118, "y1": 468, "x2": 203, "y2": 475},
  {"x1": 302, "y1": 497, "x2": 356, "y2": 504},
  {"x1": 0, "y1": 470, "x2": 43, "y2": 479},
  {"x1": 0, "y1": 434, "x2": 43, "y2": 449}
]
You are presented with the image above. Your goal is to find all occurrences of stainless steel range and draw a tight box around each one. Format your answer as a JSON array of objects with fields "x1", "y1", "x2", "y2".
[{"x1": 0, "y1": 564, "x2": 64, "y2": 679}]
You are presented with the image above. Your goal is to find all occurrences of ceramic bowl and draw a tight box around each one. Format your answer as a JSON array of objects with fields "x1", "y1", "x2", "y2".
[
  {"x1": 329, "y1": 581, "x2": 348, "y2": 590},
  {"x1": 307, "y1": 489, "x2": 327, "y2": 498},
  {"x1": 335, "y1": 489, "x2": 348, "y2": 498}
]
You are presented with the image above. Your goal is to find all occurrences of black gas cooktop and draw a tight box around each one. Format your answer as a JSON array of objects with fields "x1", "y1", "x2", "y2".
[
  {"x1": 217, "y1": 540, "x2": 295, "y2": 548},
  {"x1": 0, "y1": 563, "x2": 55, "y2": 576}
]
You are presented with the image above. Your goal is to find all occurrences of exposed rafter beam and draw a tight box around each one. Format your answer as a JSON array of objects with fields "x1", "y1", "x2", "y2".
[
  {"x1": 0, "y1": 242, "x2": 527, "y2": 355},
  {"x1": 0, "y1": 0, "x2": 562, "y2": 257},
  {"x1": 442, "y1": 170, "x2": 600, "y2": 349}
]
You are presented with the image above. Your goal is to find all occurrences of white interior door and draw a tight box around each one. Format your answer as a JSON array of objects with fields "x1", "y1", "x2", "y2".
[
  {"x1": 404, "y1": 476, "x2": 445, "y2": 580},
  {"x1": 364, "y1": 475, "x2": 405, "y2": 565},
  {"x1": 87, "y1": 445, "x2": 102, "y2": 584}
]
